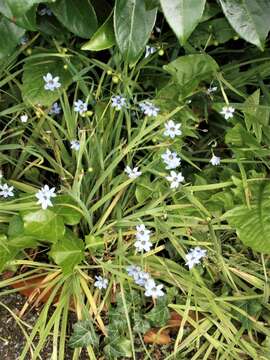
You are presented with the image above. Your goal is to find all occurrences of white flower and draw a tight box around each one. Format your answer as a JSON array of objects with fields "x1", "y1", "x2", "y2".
[
  {"x1": 35, "y1": 185, "x2": 56, "y2": 210},
  {"x1": 135, "y1": 270, "x2": 151, "y2": 286},
  {"x1": 20, "y1": 35, "x2": 28, "y2": 45},
  {"x1": 49, "y1": 102, "x2": 61, "y2": 115},
  {"x1": 70, "y1": 140, "x2": 80, "y2": 151},
  {"x1": 145, "y1": 45, "x2": 156, "y2": 58},
  {"x1": 74, "y1": 99, "x2": 87, "y2": 114},
  {"x1": 125, "y1": 166, "x2": 141, "y2": 179},
  {"x1": 126, "y1": 265, "x2": 151, "y2": 286},
  {"x1": 144, "y1": 279, "x2": 164, "y2": 298},
  {"x1": 94, "y1": 275, "x2": 108, "y2": 290},
  {"x1": 39, "y1": 7, "x2": 52, "y2": 16},
  {"x1": 43, "y1": 73, "x2": 61, "y2": 91},
  {"x1": 220, "y1": 106, "x2": 235, "y2": 120},
  {"x1": 210, "y1": 154, "x2": 220, "y2": 166},
  {"x1": 111, "y1": 95, "x2": 126, "y2": 110},
  {"x1": 163, "y1": 120, "x2": 182, "y2": 139},
  {"x1": 166, "y1": 171, "x2": 184, "y2": 189},
  {"x1": 161, "y1": 149, "x2": 181, "y2": 169},
  {"x1": 185, "y1": 247, "x2": 207, "y2": 269},
  {"x1": 126, "y1": 265, "x2": 142, "y2": 279},
  {"x1": 20, "y1": 114, "x2": 28, "y2": 123},
  {"x1": 0, "y1": 183, "x2": 14, "y2": 198},
  {"x1": 207, "y1": 85, "x2": 217, "y2": 94},
  {"x1": 139, "y1": 101, "x2": 159, "y2": 117},
  {"x1": 136, "y1": 224, "x2": 151, "y2": 241},
  {"x1": 134, "y1": 238, "x2": 153, "y2": 252}
]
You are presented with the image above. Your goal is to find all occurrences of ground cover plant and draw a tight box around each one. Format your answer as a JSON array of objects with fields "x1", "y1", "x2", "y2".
[{"x1": 1, "y1": 0, "x2": 270, "y2": 359}]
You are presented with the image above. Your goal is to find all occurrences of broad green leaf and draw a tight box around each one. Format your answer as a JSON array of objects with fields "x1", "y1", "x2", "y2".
[
  {"x1": 135, "y1": 175, "x2": 153, "y2": 203},
  {"x1": 8, "y1": 236, "x2": 38, "y2": 249},
  {"x1": 53, "y1": 195, "x2": 82, "y2": 225},
  {"x1": 50, "y1": 0, "x2": 98, "y2": 38},
  {"x1": 49, "y1": 231, "x2": 84, "y2": 274},
  {"x1": 0, "y1": 2, "x2": 37, "y2": 31},
  {"x1": 145, "y1": 0, "x2": 160, "y2": 10},
  {"x1": 226, "y1": 182, "x2": 270, "y2": 253},
  {"x1": 145, "y1": 298, "x2": 170, "y2": 326},
  {"x1": 69, "y1": 320, "x2": 99, "y2": 348},
  {"x1": 114, "y1": 0, "x2": 157, "y2": 63},
  {"x1": 133, "y1": 313, "x2": 151, "y2": 333},
  {"x1": 190, "y1": 18, "x2": 235, "y2": 48},
  {"x1": 22, "y1": 209, "x2": 65, "y2": 243},
  {"x1": 22, "y1": 54, "x2": 73, "y2": 106},
  {"x1": 85, "y1": 234, "x2": 104, "y2": 255},
  {"x1": 164, "y1": 54, "x2": 218, "y2": 96},
  {"x1": 82, "y1": 11, "x2": 115, "y2": 51},
  {"x1": 0, "y1": 235, "x2": 15, "y2": 273},
  {"x1": 16, "y1": 5, "x2": 37, "y2": 31},
  {"x1": 160, "y1": 0, "x2": 206, "y2": 45},
  {"x1": 2, "y1": 1, "x2": 54, "y2": 17},
  {"x1": 104, "y1": 337, "x2": 132, "y2": 359},
  {"x1": 0, "y1": 17, "x2": 24, "y2": 59},
  {"x1": 8, "y1": 215, "x2": 24, "y2": 237},
  {"x1": 243, "y1": 89, "x2": 269, "y2": 142},
  {"x1": 219, "y1": 0, "x2": 270, "y2": 50}
]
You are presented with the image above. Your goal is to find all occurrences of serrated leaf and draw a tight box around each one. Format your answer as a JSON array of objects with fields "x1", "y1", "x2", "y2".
[
  {"x1": 219, "y1": 0, "x2": 270, "y2": 50},
  {"x1": 22, "y1": 209, "x2": 65, "y2": 243},
  {"x1": 49, "y1": 230, "x2": 84, "y2": 274},
  {"x1": 82, "y1": 11, "x2": 115, "y2": 51},
  {"x1": 160, "y1": 0, "x2": 206, "y2": 45},
  {"x1": 226, "y1": 182, "x2": 270, "y2": 253},
  {"x1": 69, "y1": 320, "x2": 99, "y2": 348},
  {"x1": 50, "y1": 0, "x2": 98, "y2": 38},
  {"x1": 22, "y1": 54, "x2": 73, "y2": 106},
  {"x1": 114, "y1": 0, "x2": 157, "y2": 63}
]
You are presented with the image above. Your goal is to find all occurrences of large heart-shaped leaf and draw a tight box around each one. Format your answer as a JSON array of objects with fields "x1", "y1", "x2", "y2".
[
  {"x1": 49, "y1": 231, "x2": 84, "y2": 274},
  {"x1": 22, "y1": 54, "x2": 73, "y2": 106},
  {"x1": 219, "y1": 0, "x2": 270, "y2": 50},
  {"x1": 226, "y1": 182, "x2": 270, "y2": 253},
  {"x1": 50, "y1": 0, "x2": 98, "y2": 38},
  {"x1": 0, "y1": 17, "x2": 24, "y2": 59},
  {"x1": 22, "y1": 209, "x2": 65, "y2": 243},
  {"x1": 52, "y1": 195, "x2": 82, "y2": 225},
  {"x1": 114, "y1": 0, "x2": 157, "y2": 63},
  {"x1": 163, "y1": 54, "x2": 218, "y2": 96},
  {"x1": 160, "y1": 0, "x2": 206, "y2": 45}
]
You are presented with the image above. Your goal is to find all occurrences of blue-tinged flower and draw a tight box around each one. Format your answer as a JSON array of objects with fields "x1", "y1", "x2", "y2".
[{"x1": 43, "y1": 73, "x2": 61, "y2": 91}]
